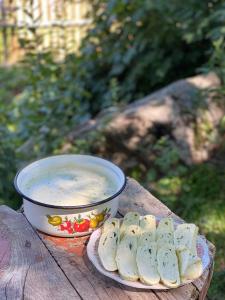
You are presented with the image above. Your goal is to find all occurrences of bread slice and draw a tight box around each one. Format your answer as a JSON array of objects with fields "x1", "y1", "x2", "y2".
[
  {"x1": 176, "y1": 248, "x2": 190, "y2": 278},
  {"x1": 136, "y1": 242, "x2": 160, "y2": 285},
  {"x1": 120, "y1": 212, "x2": 140, "y2": 239},
  {"x1": 116, "y1": 225, "x2": 139, "y2": 281},
  {"x1": 174, "y1": 223, "x2": 198, "y2": 254},
  {"x1": 184, "y1": 255, "x2": 203, "y2": 281},
  {"x1": 98, "y1": 226, "x2": 120, "y2": 271},
  {"x1": 139, "y1": 232, "x2": 156, "y2": 246},
  {"x1": 123, "y1": 224, "x2": 140, "y2": 239},
  {"x1": 157, "y1": 244, "x2": 180, "y2": 288},
  {"x1": 102, "y1": 218, "x2": 120, "y2": 234},
  {"x1": 138, "y1": 215, "x2": 156, "y2": 245},
  {"x1": 140, "y1": 215, "x2": 156, "y2": 232},
  {"x1": 157, "y1": 217, "x2": 174, "y2": 235},
  {"x1": 156, "y1": 217, "x2": 174, "y2": 247},
  {"x1": 177, "y1": 248, "x2": 203, "y2": 281}
]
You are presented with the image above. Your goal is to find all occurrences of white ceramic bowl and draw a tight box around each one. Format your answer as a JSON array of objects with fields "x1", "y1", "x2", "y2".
[{"x1": 14, "y1": 155, "x2": 126, "y2": 237}]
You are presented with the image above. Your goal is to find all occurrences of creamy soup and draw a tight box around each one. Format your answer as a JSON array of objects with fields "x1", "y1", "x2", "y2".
[{"x1": 24, "y1": 165, "x2": 117, "y2": 206}]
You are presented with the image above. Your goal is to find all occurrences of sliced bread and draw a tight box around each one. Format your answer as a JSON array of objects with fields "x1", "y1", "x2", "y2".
[
  {"x1": 174, "y1": 223, "x2": 198, "y2": 254},
  {"x1": 116, "y1": 225, "x2": 139, "y2": 281},
  {"x1": 157, "y1": 244, "x2": 180, "y2": 288},
  {"x1": 136, "y1": 242, "x2": 160, "y2": 285},
  {"x1": 102, "y1": 218, "x2": 120, "y2": 234},
  {"x1": 177, "y1": 248, "x2": 203, "y2": 281},
  {"x1": 184, "y1": 257, "x2": 203, "y2": 281},
  {"x1": 138, "y1": 215, "x2": 156, "y2": 245},
  {"x1": 120, "y1": 212, "x2": 140, "y2": 239},
  {"x1": 176, "y1": 248, "x2": 190, "y2": 278},
  {"x1": 140, "y1": 215, "x2": 156, "y2": 232},
  {"x1": 98, "y1": 226, "x2": 120, "y2": 271},
  {"x1": 139, "y1": 232, "x2": 156, "y2": 246},
  {"x1": 156, "y1": 217, "x2": 174, "y2": 247}
]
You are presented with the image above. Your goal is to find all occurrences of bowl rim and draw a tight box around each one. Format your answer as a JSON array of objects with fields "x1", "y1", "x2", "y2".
[{"x1": 14, "y1": 154, "x2": 127, "y2": 209}]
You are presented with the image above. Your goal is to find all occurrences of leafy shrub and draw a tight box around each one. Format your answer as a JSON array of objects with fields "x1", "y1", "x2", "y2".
[
  {"x1": 13, "y1": 53, "x2": 90, "y2": 157},
  {"x1": 0, "y1": 67, "x2": 29, "y2": 208},
  {"x1": 0, "y1": 127, "x2": 20, "y2": 209},
  {"x1": 80, "y1": 0, "x2": 225, "y2": 111}
]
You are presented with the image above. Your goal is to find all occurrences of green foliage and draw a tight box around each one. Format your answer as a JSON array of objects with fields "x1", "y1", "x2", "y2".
[
  {"x1": 80, "y1": 0, "x2": 225, "y2": 109},
  {"x1": 0, "y1": 66, "x2": 27, "y2": 102},
  {"x1": 0, "y1": 127, "x2": 21, "y2": 209},
  {"x1": 152, "y1": 137, "x2": 182, "y2": 175},
  {"x1": 0, "y1": 66, "x2": 29, "y2": 209},
  {"x1": 12, "y1": 53, "x2": 91, "y2": 157},
  {"x1": 208, "y1": 270, "x2": 225, "y2": 300},
  {"x1": 201, "y1": 1, "x2": 225, "y2": 104}
]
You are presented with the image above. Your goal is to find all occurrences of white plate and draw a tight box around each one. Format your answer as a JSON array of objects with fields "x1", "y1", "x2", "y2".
[{"x1": 87, "y1": 217, "x2": 211, "y2": 290}]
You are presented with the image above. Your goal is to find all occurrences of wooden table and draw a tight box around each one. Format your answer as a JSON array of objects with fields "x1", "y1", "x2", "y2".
[{"x1": 0, "y1": 178, "x2": 215, "y2": 300}]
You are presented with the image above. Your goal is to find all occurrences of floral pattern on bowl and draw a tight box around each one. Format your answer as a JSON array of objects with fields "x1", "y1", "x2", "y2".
[{"x1": 46, "y1": 207, "x2": 111, "y2": 234}]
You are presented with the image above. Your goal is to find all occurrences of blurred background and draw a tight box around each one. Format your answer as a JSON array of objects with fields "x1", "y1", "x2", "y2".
[{"x1": 0, "y1": 1, "x2": 224, "y2": 298}]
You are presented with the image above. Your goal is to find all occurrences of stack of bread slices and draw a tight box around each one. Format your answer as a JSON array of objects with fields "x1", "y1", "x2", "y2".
[{"x1": 98, "y1": 212, "x2": 203, "y2": 288}]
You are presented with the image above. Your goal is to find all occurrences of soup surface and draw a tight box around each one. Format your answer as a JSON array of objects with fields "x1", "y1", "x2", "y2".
[{"x1": 24, "y1": 165, "x2": 117, "y2": 206}]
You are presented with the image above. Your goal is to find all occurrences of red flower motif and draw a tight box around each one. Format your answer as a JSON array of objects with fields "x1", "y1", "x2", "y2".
[{"x1": 60, "y1": 220, "x2": 73, "y2": 234}]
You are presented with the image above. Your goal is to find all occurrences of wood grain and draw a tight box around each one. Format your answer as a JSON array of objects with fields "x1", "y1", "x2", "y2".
[
  {"x1": 39, "y1": 232, "x2": 160, "y2": 300},
  {"x1": 0, "y1": 205, "x2": 80, "y2": 300},
  {"x1": 117, "y1": 178, "x2": 172, "y2": 217}
]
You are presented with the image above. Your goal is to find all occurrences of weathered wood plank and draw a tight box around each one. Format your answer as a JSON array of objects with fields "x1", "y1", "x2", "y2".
[
  {"x1": 118, "y1": 178, "x2": 172, "y2": 217},
  {"x1": 151, "y1": 285, "x2": 199, "y2": 300},
  {"x1": 194, "y1": 261, "x2": 215, "y2": 300},
  {"x1": 39, "y1": 233, "x2": 159, "y2": 300},
  {"x1": 0, "y1": 205, "x2": 80, "y2": 300}
]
